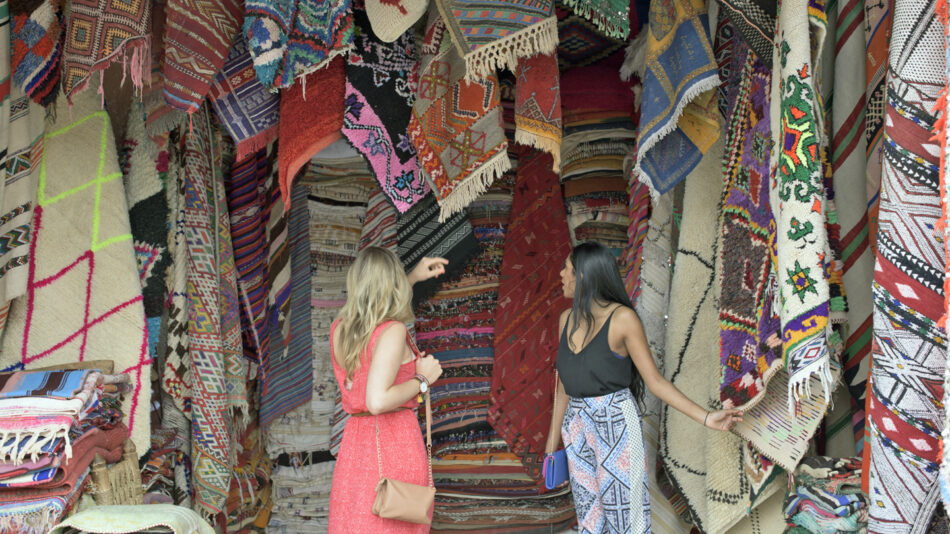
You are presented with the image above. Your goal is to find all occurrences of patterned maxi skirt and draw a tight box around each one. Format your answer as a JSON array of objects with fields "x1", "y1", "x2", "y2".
[{"x1": 561, "y1": 388, "x2": 651, "y2": 534}]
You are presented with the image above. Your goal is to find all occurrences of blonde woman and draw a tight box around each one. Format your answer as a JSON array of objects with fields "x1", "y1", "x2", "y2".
[{"x1": 328, "y1": 247, "x2": 447, "y2": 533}]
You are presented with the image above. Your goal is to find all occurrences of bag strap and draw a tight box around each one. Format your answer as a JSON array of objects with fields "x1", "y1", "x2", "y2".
[{"x1": 374, "y1": 390, "x2": 433, "y2": 487}]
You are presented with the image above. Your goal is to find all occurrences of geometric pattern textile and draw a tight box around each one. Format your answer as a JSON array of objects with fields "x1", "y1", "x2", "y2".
[
  {"x1": 769, "y1": 0, "x2": 834, "y2": 411},
  {"x1": 718, "y1": 44, "x2": 782, "y2": 411},
  {"x1": 409, "y1": 10, "x2": 511, "y2": 222},
  {"x1": 831, "y1": 0, "x2": 875, "y2": 449},
  {"x1": 342, "y1": 11, "x2": 428, "y2": 213},
  {"x1": 61, "y1": 0, "x2": 150, "y2": 102},
  {"x1": 184, "y1": 106, "x2": 236, "y2": 518},
  {"x1": 0, "y1": 91, "x2": 152, "y2": 458},
  {"x1": 514, "y1": 52, "x2": 562, "y2": 170},
  {"x1": 243, "y1": 0, "x2": 354, "y2": 90},
  {"x1": 633, "y1": 0, "x2": 720, "y2": 196},
  {"x1": 562, "y1": 389, "x2": 649, "y2": 534},
  {"x1": 209, "y1": 34, "x2": 280, "y2": 163},
  {"x1": 489, "y1": 147, "x2": 571, "y2": 481},
  {"x1": 864, "y1": 0, "x2": 892, "y2": 245},
  {"x1": 163, "y1": 0, "x2": 242, "y2": 113},
  {"x1": 559, "y1": 0, "x2": 629, "y2": 40},
  {"x1": 555, "y1": 7, "x2": 626, "y2": 71},
  {"x1": 0, "y1": 90, "x2": 43, "y2": 306},
  {"x1": 941, "y1": 0, "x2": 950, "y2": 515},
  {"x1": 434, "y1": 0, "x2": 557, "y2": 79},
  {"x1": 717, "y1": 0, "x2": 776, "y2": 67},
  {"x1": 866, "y1": 2, "x2": 947, "y2": 530}
]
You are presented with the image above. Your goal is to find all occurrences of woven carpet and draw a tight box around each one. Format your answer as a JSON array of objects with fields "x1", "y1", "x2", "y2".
[
  {"x1": 769, "y1": 0, "x2": 835, "y2": 412},
  {"x1": 359, "y1": 185, "x2": 398, "y2": 252},
  {"x1": 718, "y1": 41, "x2": 782, "y2": 411},
  {"x1": 717, "y1": 0, "x2": 775, "y2": 67},
  {"x1": 514, "y1": 52, "x2": 561, "y2": 170},
  {"x1": 555, "y1": 6, "x2": 627, "y2": 71},
  {"x1": 120, "y1": 100, "x2": 170, "y2": 364},
  {"x1": 0, "y1": 89, "x2": 43, "y2": 308},
  {"x1": 940, "y1": 0, "x2": 950, "y2": 514},
  {"x1": 184, "y1": 106, "x2": 240, "y2": 518},
  {"x1": 163, "y1": 0, "x2": 242, "y2": 113},
  {"x1": 409, "y1": 9, "x2": 511, "y2": 223},
  {"x1": 434, "y1": 0, "x2": 557, "y2": 79},
  {"x1": 277, "y1": 57, "x2": 344, "y2": 211},
  {"x1": 10, "y1": 0, "x2": 61, "y2": 106},
  {"x1": 397, "y1": 194, "x2": 479, "y2": 304},
  {"x1": 61, "y1": 0, "x2": 150, "y2": 102},
  {"x1": 560, "y1": 0, "x2": 629, "y2": 40},
  {"x1": 489, "y1": 147, "x2": 571, "y2": 481},
  {"x1": 210, "y1": 34, "x2": 280, "y2": 164},
  {"x1": 243, "y1": 0, "x2": 354, "y2": 90},
  {"x1": 0, "y1": 91, "x2": 151, "y2": 458},
  {"x1": 864, "y1": 0, "x2": 892, "y2": 246},
  {"x1": 622, "y1": 179, "x2": 651, "y2": 304},
  {"x1": 865, "y1": 2, "x2": 947, "y2": 531},
  {"x1": 827, "y1": 0, "x2": 875, "y2": 451},
  {"x1": 634, "y1": 0, "x2": 720, "y2": 196},
  {"x1": 342, "y1": 10, "x2": 428, "y2": 213}
]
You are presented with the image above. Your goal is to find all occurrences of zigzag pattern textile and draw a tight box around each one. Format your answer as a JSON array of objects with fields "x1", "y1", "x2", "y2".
[
  {"x1": 243, "y1": 0, "x2": 354, "y2": 90},
  {"x1": 163, "y1": 0, "x2": 242, "y2": 112},
  {"x1": 864, "y1": 1, "x2": 948, "y2": 532}
]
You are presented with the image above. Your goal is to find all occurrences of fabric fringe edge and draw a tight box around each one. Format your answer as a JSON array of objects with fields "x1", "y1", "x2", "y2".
[
  {"x1": 0, "y1": 506, "x2": 58, "y2": 534},
  {"x1": 234, "y1": 128, "x2": 279, "y2": 164},
  {"x1": 65, "y1": 35, "x2": 151, "y2": 105},
  {"x1": 436, "y1": 150, "x2": 511, "y2": 222},
  {"x1": 459, "y1": 17, "x2": 559, "y2": 82},
  {"x1": 0, "y1": 425, "x2": 71, "y2": 465},
  {"x1": 286, "y1": 45, "x2": 354, "y2": 96},
  {"x1": 787, "y1": 339, "x2": 836, "y2": 415},
  {"x1": 633, "y1": 76, "x2": 721, "y2": 193},
  {"x1": 560, "y1": 0, "x2": 630, "y2": 40},
  {"x1": 514, "y1": 127, "x2": 561, "y2": 171}
]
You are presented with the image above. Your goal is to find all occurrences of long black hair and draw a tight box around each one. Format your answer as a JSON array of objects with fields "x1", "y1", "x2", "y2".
[{"x1": 567, "y1": 241, "x2": 645, "y2": 403}]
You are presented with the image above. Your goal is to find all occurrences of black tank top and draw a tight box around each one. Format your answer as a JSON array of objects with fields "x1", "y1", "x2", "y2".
[{"x1": 556, "y1": 307, "x2": 633, "y2": 398}]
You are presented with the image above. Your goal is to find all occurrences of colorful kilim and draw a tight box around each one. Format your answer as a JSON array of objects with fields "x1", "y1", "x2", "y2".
[
  {"x1": 260, "y1": 182, "x2": 313, "y2": 429},
  {"x1": 769, "y1": 0, "x2": 834, "y2": 411},
  {"x1": 358, "y1": 185, "x2": 397, "y2": 252},
  {"x1": 831, "y1": 0, "x2": 874, "y2": 449},
  {"x1": 409, "y1": 11, "x2": 511, "y2": 222},
  {"x1": 0, "y1": 91, "x2": 152, "y2": 459},
  {"x1": 622, "y1": 179, "x2": 651, "y2": 304},
  {"x1": 184, "y1": 106, "x2": 236, "y2": 518},
  {"x1": 163, "y1": 0, "x2": 242, "y2": 113},
  {"x1": 396, "y1": 194, "x2": 480, "y2": 304},
  {"x1": 210, "y1": 34, "x2": 280, "y2": 163},
  {"x1": 243, "y1": 0, "x2": 354, "y2": 90},
  {"x1": 718, "y1": 44, "x2": 782, "y2": 411},
  {"x1": 514, "y1": 52, "x2": 561, "y2": 170},
  {"x1": 120, "y1": 100, "x2": 170, "y2": 365},
  {"x1": 61, "y1": 0, "x2": 150, "y2": 102},
  {"x1": 342, "y1": 11, "x2": 428, "y2": 213},
  {"x1": 634, "y1": 0, "x2": 721, "y2": 196},
  {"x1": 225, "y1": 149, "x2": 271, "y2": 366},
  {"x1": 277, "y1": 58, "x2": 344, "y2": 209},
  {"x1": 866, "y1": 2, "x2": 947, "y2": 530},
  {"x1": 143, "y1": 0, "x2": 187, "y2": 137},
  {"x1": 555, "y1": 7, "x2": 626, "y2": 71},
  {"x1": 0, "y1": 90, "x2": 43, "y2": 307},
  {"x1": 939, "y1": 0, "x2": 950, "y2": 514},
  {"x1": 864, "y1": 0, "x2": 892, "y2": 245},
  {"x1": 559, "y1": 0, "x2": 629, "y2": 40},
  {"x1": 489, "y1": 147, "x2": 571, "y2": 481},
  {"x1": 10, "y1": 0, "x2": 61, "y2": 106},
  {"x1": 717, "y1": 0, "x2": 776, "y2": 67},
  {"x1": 434, "y1": 0, "x2": 557, "y2": 79}
]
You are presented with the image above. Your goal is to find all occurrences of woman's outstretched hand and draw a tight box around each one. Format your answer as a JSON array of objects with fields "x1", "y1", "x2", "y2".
[
  {"x1": 705, "y1": 409, "x2": 743, "y2": 431},
  {"x1": 408, "y1": 257, "x2": 449, "y2": 286}
]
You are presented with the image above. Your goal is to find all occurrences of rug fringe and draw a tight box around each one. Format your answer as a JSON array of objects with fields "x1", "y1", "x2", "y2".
[
  {"x1": 514, "y1": 126, "x2": 561, "y2": 171},
  {"x1": 0, "y1": 425, "x2": 70, "y2": 465},
  {"x1": 634, "y1": 78, "x2": 721, "y2": 187},
  {"x1": 787, "y1": 344, "x2": 835, "y2": 415},
  {"x1": 234, "y1": 128, "x2": 279, "y2": 163},
  {"x1": 560, "y1": 0, "x2": 630, "y2": 40},
  {"x1": 462, "y1": 17, "x2": 559, "y2": 82},
  {"x1": 436, "y1": 150, "x2": 511, "y2": 222},
  {"x1": 66, "y1": 35, "x2": 151, "y2": 105}
]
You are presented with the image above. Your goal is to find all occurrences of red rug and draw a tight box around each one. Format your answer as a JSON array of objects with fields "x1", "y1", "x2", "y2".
[
  {"x1": 277, "y1": 57, "x2": 344, "y2": 208},
  {"x1": 489, "y1": 146, "x2": 572, "y2": 480}
]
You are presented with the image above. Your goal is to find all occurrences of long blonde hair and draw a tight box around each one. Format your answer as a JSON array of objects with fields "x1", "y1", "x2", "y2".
[{"x1": 335, "y1": 246, "x2": 414, "y2": 381}]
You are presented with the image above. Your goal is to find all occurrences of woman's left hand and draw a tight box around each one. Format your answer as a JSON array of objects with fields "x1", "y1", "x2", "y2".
[
  {"x1": 705, "y1": 409, "x2": 743, "y2": 431},
  {"x1": 408, "y1": 257, "x2": 449, "y2": 285}
]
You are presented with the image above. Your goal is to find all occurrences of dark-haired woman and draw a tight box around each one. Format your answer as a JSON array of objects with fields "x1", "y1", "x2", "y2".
[{"x1": 544, "y1": 242, "x2": 741, "y2": 533}]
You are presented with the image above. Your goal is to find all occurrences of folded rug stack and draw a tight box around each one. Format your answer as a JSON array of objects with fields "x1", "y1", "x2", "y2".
[
  {"x1": 0, "y1": 368, "x2": 132, "y2": 533},
  {"x1": 784, "y1": 457, "x2": 867, "y2": 533}
]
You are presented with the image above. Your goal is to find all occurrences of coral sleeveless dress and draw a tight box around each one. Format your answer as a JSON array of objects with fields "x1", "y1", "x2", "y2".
[{"x1": 328, "y1": 319, "x2": 431, "y2": 533}]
